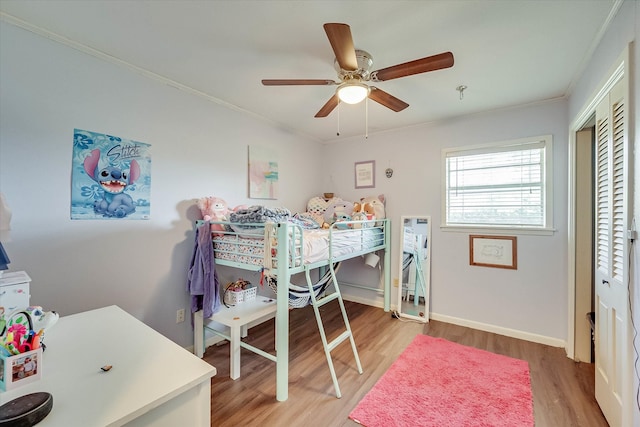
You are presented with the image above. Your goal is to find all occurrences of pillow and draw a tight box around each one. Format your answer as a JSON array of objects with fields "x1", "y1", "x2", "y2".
[
  {"x1": 307, "y1": 196, "x2": 329, "y2": 216},
  {"x1": 307, "y1": 195, "x2": 346, "y2": 216}
]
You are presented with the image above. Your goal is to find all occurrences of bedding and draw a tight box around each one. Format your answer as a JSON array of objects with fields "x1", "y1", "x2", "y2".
[
  {"x1": 300, "y1": 228, "x2": 383, "y2": 263},
  {"x1": 229, "y1": 205, "x2": 291, "y2": 224},
  {"x1": 213, "y1": 225, "x2": 384, "y2": 267}
]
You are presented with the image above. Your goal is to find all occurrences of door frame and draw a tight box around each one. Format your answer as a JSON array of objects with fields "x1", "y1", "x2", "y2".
[
  {"x1": 573, "y1": 127, "x2": 594, "y2": 363},
  {"x1": 567, "y1": 45, "x2": 631, "y2": 423}
]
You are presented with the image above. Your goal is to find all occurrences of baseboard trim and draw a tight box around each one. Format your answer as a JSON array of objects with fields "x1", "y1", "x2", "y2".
[
  {"x1": 186, "y1": 299, "x2": 566, "y2": 353},
  {"x1": 430, "y1": 312, "x2": 567, "y2": 348},
  {"x1": 342, "y1": 294, "x2": 385, "y2": 309}
]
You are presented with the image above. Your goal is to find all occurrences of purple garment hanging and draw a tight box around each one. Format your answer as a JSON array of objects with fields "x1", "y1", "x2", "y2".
[{"x1": 187, "y1": 222, "x2": 220, "y2": 319}]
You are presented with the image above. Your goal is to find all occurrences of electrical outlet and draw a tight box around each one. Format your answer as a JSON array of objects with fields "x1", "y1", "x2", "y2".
[{"x1": 176, "y1": 308, "x2": 185, "y2": 323}]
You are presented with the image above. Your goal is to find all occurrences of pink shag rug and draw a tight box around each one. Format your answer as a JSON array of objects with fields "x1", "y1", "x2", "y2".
[{"x1": 349, "y1": 335, "x2": 534, "y2": 427}]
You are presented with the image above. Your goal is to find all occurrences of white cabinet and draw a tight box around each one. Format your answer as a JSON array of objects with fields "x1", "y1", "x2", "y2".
[
  {"x1": 0, "y1": 305, "x2": 217, "y2": 426},
  {"x1": 0, "y1": 271, "x2": 31, "y2": 313}
]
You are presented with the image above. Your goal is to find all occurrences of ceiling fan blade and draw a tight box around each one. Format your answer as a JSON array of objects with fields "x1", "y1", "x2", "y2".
[
  {"x1": 323, "y1": 23, "x2": 358, "y2": 71},
  {"x1": 315, "y1": 94, "x2": 339, "y2": 118},
  {"x1": 372, "y1": 52, "x2": 454, "y2": 82},
  {"x1": 262, "y1": 79, "x2": 336, "y2": 86},
  {"x1": 368, "y1": 87, "x2": 409, "y2": 112}
]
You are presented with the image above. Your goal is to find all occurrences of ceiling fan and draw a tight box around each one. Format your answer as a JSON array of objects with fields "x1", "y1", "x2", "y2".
[{"x1": 262, "y1": 23, "x2": 454, "y2": 118}]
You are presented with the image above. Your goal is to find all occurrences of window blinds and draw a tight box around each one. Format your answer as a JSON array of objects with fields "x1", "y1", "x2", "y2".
[{"x1": 445, "y1": 140, "x2": 546, "y2": 227}]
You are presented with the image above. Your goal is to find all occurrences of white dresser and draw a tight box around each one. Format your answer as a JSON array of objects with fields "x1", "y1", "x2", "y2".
[
  {"x1": 0, "y1": 305, "x2": 217, "y2": 426},
  {"x1": 0, "y1": 271, "x2": 31, "y2": 313}
]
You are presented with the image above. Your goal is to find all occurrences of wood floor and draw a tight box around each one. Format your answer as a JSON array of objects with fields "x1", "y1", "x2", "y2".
[{"x1": 203, "y1": 301, "x2": 607, "y2": 426}]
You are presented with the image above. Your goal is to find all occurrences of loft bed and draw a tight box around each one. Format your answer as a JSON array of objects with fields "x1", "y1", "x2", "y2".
[{"x1": 192, "y1": 214, "x2": 391, "y2": 402}]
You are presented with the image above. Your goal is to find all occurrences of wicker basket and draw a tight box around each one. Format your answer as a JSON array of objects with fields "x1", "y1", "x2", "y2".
[{"x1": 224, "y1": 286, "x2": 257, "y2": 306}]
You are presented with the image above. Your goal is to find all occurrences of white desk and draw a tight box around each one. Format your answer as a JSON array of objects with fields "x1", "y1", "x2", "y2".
[
  {"x1": 0, "y1": 305, "x2": 216, "y2": 427},
  {"x1": 194, "y1": 297, "x2": 276, "y2": 379}
]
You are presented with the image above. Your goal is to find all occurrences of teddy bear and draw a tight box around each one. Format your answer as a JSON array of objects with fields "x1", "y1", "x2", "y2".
[{"x1": 197, "y1": 196, "x2": 230, "y2": 232}]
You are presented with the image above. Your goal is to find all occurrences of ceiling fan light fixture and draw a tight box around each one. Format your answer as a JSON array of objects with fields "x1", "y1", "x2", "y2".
[
  {"x1": 263, "y1": 23, "x2": 454, "y2": 118},
  {"x1": 337, "y1": 81, "x2": 369, "y2": 104}
]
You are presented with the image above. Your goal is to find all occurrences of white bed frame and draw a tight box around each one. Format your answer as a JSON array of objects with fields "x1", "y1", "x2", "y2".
[{"x1": 193, "y1": 219, "x2": 391, "y2": 401}]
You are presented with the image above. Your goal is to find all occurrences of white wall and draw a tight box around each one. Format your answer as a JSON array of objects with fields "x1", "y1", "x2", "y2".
[
  {"x1": 0, "y1": 22, "x2": 324, "y2": 347},
  {"x1": 325, "y1": 99, "x2": 568, "y2": 344}
]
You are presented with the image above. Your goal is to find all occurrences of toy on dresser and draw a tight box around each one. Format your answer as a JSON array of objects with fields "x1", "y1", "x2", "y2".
[{"x1": 0, "y1": 306, "x2": 59, "y2": 354}]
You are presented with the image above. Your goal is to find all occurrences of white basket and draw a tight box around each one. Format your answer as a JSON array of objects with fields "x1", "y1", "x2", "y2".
[{"x1": 224, "y1": 286, "x2": 257, "y2": 305}]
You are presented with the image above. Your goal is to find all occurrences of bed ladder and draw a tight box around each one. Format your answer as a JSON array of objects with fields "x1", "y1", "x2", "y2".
[{"x1": 304, "y1": 265, "x2": 363, "y2": 398}]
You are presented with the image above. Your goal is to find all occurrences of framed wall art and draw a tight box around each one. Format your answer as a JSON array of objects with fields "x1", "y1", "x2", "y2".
[
  {"x1": 469, "y1": 235, "x2": 517, "y2": 269},
  {"x1": 355, "y1": 160, "x2": 375, "y2": 189},
  {"x1": 71, "y1": 129, "x2": 151, "y2": 220},
  {"x1": 248, "y1": 145, "x2": 279, "y2": 199}
]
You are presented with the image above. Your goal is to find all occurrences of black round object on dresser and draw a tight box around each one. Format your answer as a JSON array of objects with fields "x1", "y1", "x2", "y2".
[{"x1": 0, "y1": 392, "x2": 53, "y2": 426}]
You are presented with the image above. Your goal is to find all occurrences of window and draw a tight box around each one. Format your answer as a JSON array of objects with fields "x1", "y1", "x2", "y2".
[{"x1": 442, "y1": 135, "x2": 553, "y2": 232}]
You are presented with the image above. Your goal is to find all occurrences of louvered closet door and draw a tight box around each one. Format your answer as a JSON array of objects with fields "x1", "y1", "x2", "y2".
[{"x1": 594, "y1": 79, "x2": 628, "y2": 427}]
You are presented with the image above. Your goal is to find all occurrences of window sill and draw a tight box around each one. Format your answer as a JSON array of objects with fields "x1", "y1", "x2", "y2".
[{"x1": 440, "y1": 225, "x2": 556, "y2": 236}]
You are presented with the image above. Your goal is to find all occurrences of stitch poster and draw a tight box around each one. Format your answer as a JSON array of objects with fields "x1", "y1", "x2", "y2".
[{"x1": 71, "y1": 129, "x2": 151, "y2": 220}]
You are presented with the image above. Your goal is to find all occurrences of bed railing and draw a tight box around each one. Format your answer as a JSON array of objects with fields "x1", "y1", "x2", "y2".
[{"x1": 196, "y1": 219, "x2": 387, "y2": 272}]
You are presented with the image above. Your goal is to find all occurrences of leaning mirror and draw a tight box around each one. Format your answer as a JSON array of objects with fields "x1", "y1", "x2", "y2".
[{"x1": 397, "y1": 216, "x2": 431, "y2": 322}]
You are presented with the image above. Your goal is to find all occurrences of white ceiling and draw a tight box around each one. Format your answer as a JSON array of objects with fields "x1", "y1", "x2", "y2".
[{"x1": 0, "y1": 0, "x2": 618, "y2": 143}]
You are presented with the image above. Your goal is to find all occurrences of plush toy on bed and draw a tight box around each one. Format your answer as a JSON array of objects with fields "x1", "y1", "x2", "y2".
[
  {"x1": 323, "y1": 199, "x2": 354, "y2": 228},
  {"x1": 353, "y1": 201, "x2": 376, "y2": 217},
  {"x1": 332, "y1": 212, "x2": 353, "y2": 229},
  {"x1": 358, "y1": 194, "x2": 386, "y2": 225},
  {"x1": 350, "y1": 200, "x2": 375, "y2": 229},
  {"x1": 197, "y1": 196, "x2": 230, "y2": 232}
]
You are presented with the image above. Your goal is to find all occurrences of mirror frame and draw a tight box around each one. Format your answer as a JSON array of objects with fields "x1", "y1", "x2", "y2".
[{"x1": 397, "y1": 215, "x2": 431, "y2": 323}]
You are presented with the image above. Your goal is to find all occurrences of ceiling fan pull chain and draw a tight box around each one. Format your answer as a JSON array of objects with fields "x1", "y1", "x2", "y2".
[
  {"x1": 337, "y1": 100, "x2": 341, "y2": 136},
  {"x1": 365, "y1": 96, "x2": 369, "y2": 139}
]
